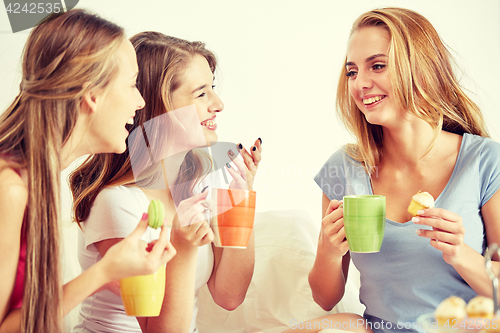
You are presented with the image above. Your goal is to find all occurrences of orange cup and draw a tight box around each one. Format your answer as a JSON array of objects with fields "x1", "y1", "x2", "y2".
[{"x1": 210, "y1": 188, "x2": 256, "y2": 248}]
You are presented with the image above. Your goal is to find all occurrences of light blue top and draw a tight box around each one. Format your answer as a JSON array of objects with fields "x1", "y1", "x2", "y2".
[{"x1": 314, "y1": 133, "x2": 500, "y2": 333}]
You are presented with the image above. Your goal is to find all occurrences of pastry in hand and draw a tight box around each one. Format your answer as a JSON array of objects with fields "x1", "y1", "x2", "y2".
[
  {"x1": 407, "y1": 191, "x2": 434, "y2": 216},
  {"x1": 466, "y1": 296, "x2": 494, "y2": 319},
  {"x1": 434, "y1": 296, "x2": 467, "y2": 326},
  {"x1": 148, "y1": 199, "x2": 165, "y2": 229}
]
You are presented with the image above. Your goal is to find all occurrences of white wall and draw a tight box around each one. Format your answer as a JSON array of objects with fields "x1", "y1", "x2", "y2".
[{"x1": 1, "y1": 0, "x2": 499, "y2": 224}]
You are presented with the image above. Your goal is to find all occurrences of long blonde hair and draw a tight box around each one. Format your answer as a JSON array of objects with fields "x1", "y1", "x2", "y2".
[
  {"x1": 0, "y1": 10, "x2": 124, "y2": 333},
  {"x1": 71, "y1": 32, "x2": 216, "y2": 223},
  {"x1": 336, "y1": 7, "x2": 488, "y2": 174}
]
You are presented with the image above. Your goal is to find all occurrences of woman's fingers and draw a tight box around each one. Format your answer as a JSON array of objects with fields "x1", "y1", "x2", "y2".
[
  {"x1": 413, "y1": 214, "x2": 465, "y2": 235},
  {"x1": 177, "y1": 189, "x2": 209, "y2": 211},
  {"x1": 176, "y1": 189, "x2": 210, "y2": 227},
  {"x1": 325, "y1": 199, "x2": 343, "y2": 216},
  {"x1": 237, "y1": 143, "x2": 258, "y2": 173},
  {"x1": 149, "y1": 223, "x2": 175, "y2": 260},
  {"x1": 416, "y1": 228, "x2": 463, "y2": 245},
  {"x1": 250, "y1": 138, "x2": 262, "y2": 166},
  {"x1": 195, "y1": 221, "x2": 214, "y2": 244},
  {"x1": 414, "y1": 208, "x2": 466, "y2": 264},
  {"x1": 127, "y1": 213, "x2": 149, "y2": 241},
  {"x1": 416, "y1": 208, "x2": 461, "y2": 224},
  {"x1": 322, "y1": 204, "x2": 344, "y2": 228},
  {"x1": 227, "y1": 155, "x2": 247, "y2": 180}
]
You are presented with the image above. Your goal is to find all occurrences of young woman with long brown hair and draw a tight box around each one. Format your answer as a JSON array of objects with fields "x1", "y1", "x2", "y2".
[
  {"x1": 0, "y1": 10, "x2": 175, "y2": 333},
  {"x1": 70, "y1": 32, "x2": 262, "y2": 333},
  {"x1": 307, "y1": 7, "x2": 500, "y2": 333}
]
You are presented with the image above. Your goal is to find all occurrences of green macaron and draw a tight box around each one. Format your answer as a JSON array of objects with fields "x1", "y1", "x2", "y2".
[{"x1": 148, "y1": 199, "x2": 165, "y2": 229}]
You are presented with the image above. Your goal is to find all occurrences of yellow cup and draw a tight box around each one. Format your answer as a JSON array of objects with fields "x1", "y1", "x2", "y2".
[{"x1": 119, "y1": 266, "x2": 165, "y2": 317}]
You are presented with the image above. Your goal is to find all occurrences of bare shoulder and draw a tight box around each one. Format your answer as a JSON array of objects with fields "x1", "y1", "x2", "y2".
[{"x1": 0, "y1": 159, "x2": 28, "y2": 220}]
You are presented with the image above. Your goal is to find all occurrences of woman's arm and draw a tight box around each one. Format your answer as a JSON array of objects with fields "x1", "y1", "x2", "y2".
[
  {"x1": 308, "y1": 193, "x2": 350, "y2": 311},
  {"x1": 63, "y1": 216, "x2": 175, "y2": 316},
  {"x1": 0, "y1": 169, "x2": 27, "y2": 333},
  {"x1": 205, "y1": 139, "x2": 261, "y2": 310},
  {"x1": 207, "y1": 232, "x2": 254, "y2": 311},
  {"x1": 416, "y1": 188, "x2": 500, "y2": 298},
  {"x1": 62, "y1": 249, "x2": 120, "y2": 315},
  {"x1": 138, "y1": 191, "x2": 213, "y2": 333}
]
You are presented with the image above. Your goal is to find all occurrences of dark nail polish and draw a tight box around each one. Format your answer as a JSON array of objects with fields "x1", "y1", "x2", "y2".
[
  {"x1": 201, "y1": 185, "x2": 209, "y2": 193},
  {"x1": 228, "y1": 149, "x2": 235, "y2": 157},
  {"x1": 252, "y1": 146, "x2": 257, "y2": 152},
  {"x1": 238, "y1": 143, "x2": 243, "y2": 150},
  {"x1": 226, "y1": 163, "x2": 231, "y2": 168},
  {"x1": 258, "y1": 137, "x2": 262, "y2": 144}
]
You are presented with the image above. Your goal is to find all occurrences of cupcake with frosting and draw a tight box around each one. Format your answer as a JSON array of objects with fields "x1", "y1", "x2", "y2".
[
  {"x1": 434, "y1": 296, "x2": 467, "y2": 326},
  {"x1": 408, "y1": 191, "x2": 435, "y2": 216},
  {"x1": 466, "y1": 296, "x2": 494, "y2": 319}
]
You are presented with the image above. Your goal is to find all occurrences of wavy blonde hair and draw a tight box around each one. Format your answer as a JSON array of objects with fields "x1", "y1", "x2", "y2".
[
  {"x1": 0, "y1": 10, "x2": 124, "y2": 333},
  {"x1": 336, "y1": 7, "x2": 488, "y2": 174},
  {"x1": 71, "y1": 32, "x2": 216, "y2": 223}
]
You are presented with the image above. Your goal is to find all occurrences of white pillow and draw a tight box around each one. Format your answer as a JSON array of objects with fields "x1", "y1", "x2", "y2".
[{"x1": 197, "y1": 209, "x2": 363, "y2": 332}]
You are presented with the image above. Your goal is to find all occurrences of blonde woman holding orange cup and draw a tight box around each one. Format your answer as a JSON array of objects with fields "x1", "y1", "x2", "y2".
[{"x1": 71, "y1": 32, "x2": 262, "y2": 333}]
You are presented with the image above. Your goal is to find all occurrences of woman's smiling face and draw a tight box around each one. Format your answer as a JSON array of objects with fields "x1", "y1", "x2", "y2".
[
  {"x1": 171, "y1": 54, "x2": 224, "y2": 145},
  {"x1": 346, "y1": 26, "x2": 401, "y2": 127},
  {"x1": 91, "y1": 38, "x2": 145, "y2": 154}
]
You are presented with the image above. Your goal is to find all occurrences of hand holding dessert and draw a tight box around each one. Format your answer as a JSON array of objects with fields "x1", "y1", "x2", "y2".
[
  {"x1": 411, "y1": 191, "x2": 467, "y2": 266},
  {"x1": 408, "y1": 191, "x2": 435, "y2": 216},
  {"x1": 99, "y1": 214, "x2": 176, "y2": 283}
]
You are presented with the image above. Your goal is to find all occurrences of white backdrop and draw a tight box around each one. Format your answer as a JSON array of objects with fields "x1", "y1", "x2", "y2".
[
  {"x1": 1, "y1": 1, "x2": 499, "y2": 331},
  {"x1": 1, "y1": 0, "x2": 499, "y2": 228}
]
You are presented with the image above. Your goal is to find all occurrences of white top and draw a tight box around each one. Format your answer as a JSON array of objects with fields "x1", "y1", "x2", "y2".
[{"x1": 73, "y1": 185, "x2": 214, "y2": 333}]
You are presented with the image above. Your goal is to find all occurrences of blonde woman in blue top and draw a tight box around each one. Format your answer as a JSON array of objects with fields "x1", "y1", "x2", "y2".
[{"x1": 307, "y1": 7, "x2": 500, "y2": 333}]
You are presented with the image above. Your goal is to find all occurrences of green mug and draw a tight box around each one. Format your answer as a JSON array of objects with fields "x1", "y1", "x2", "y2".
[{"x1": 343, "y1": 195, "x2": 386, "y2": 253}]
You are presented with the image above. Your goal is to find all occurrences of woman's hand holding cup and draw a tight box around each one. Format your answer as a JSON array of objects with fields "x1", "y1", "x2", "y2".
[
  {"x1": 173, "y1": 189, "x2": 214, "y2": 249},
  {"x1": 319, "y1": 200, "x2": 349, "y2": 259}
]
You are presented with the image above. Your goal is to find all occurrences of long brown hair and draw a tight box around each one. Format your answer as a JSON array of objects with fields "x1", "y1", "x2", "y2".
[
  {"x1": 71, "y1": 32, "x2": 216, "y2": 224},
  {"x1": 336, "y1": 7, "x2": 488, "y2": 174},
  {"x1": 0, "y1": 10, "x2": 124, "y2": 333}
]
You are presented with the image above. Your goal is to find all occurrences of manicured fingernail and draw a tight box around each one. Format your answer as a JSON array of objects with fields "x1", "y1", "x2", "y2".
[
  {"x1": 226, "y1": 163, "x2": 231, "y2": 168},
  {"x1": 339, "y1": 204, "x2": 344, "y2": 209},
  {"x1": 252, "y1": 146, "x2": 257, "y2": 152},
  {"x1": 142, "y1": 213, "x2": 148, "y2": 220},
  {"x1": 201, "y1": 185, "x2": 209, "y2": 193},
  {"x1": 258, "y1": 137, "x2": 262, "y2": 144},
  {"x1": 415, "y1": 229, "x2": 421, "y2": 235},
  {"x1": 417, "y1": 210, "x2": 425, "y2": 215},
  {"x1": 228, "y1": 149, "x2": 235, "y2": 157},
  {"x1": 412, "y1": 217, "x2": 420, "y2": 223},
  {"x1": 238, "y1": 143, "x2": 243, "y2": 150}
]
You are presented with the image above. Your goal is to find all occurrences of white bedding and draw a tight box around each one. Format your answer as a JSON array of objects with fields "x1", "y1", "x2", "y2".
[{"x1": 197, "y1": 209, "x2": 364, "y2": 332}]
